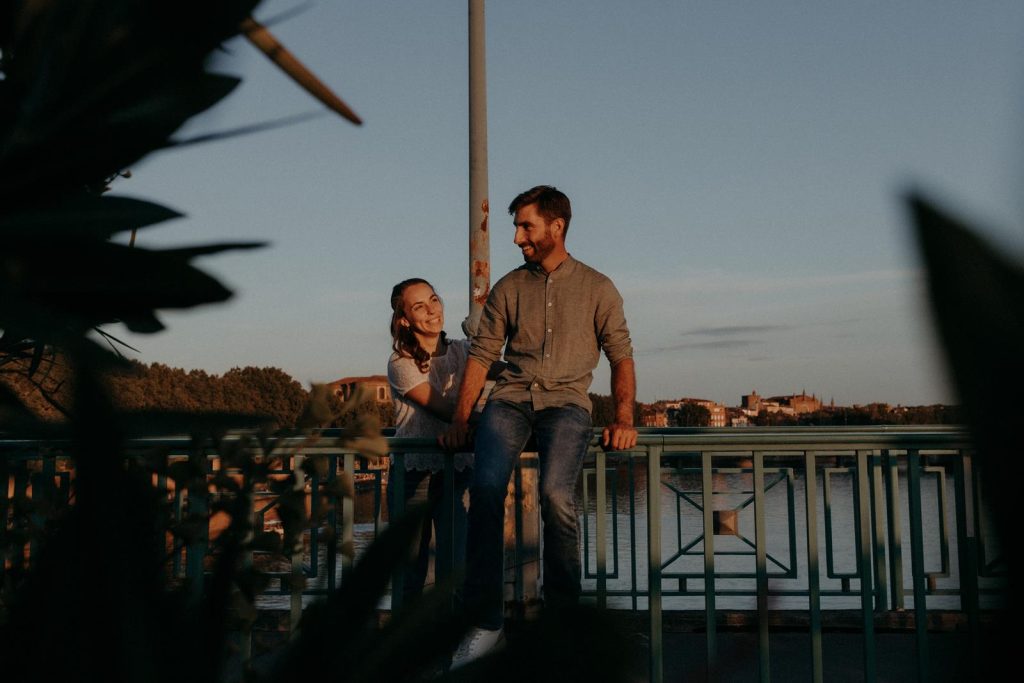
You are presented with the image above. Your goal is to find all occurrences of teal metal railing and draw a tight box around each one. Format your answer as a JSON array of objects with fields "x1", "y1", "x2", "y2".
[{"x1": 0, "y1": 427, "x2": 1005, "y2": 681}]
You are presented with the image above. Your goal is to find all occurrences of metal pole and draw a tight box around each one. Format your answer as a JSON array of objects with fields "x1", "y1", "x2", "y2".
[{"x1": 466, "y1": 0, "x2": 490, "y2": 336}]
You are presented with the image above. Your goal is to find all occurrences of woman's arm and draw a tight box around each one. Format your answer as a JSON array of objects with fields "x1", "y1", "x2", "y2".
[{"x1": 402, "y1": 381, "x2": 454, "y2": 422}]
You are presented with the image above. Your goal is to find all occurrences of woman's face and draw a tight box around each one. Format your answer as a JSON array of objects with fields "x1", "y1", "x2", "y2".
[{"x1": 400, "y1": 282, "x2": 444, "y2": 339}]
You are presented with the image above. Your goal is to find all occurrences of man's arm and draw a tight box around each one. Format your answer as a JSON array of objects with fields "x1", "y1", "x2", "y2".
[
  {"x1": 602, "y1": 358, "x2": 638, "y2": 450},
  {"x1": 438, "y1": 358, "x2": 489, "y2": 450}
]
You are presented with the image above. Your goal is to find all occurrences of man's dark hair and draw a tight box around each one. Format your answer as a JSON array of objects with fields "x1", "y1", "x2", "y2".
[{"x1": 508, "y1": 185, "x2": 572, "y2": 233}]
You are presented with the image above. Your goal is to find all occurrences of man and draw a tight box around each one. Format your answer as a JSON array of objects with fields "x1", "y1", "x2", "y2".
[{"x1": 441, "y1": 185, "x2": 637, "y2": 667}]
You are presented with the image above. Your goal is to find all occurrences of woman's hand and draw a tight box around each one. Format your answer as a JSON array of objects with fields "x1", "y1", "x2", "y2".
[{"x1": 439, "y1": 419, "x2": 472, "y2": 451}]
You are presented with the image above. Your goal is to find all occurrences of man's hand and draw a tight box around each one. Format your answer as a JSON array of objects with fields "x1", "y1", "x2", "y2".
[
  {"x1": 601, "y1": 422, "x2": 638, "y2": 451},
  {"x1": 439, "y1": 419, "x2": 472, "y2": 451}
]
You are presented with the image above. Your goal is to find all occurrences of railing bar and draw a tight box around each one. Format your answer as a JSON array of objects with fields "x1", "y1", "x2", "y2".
[
  {"x1": 753, "y1": 451, "x2": 770, "y2": 682},
  {"x1": 883, "y1": 450, "x2": 905, "y2": 609},
  {"x1": 854, "y1": 450, "x2": 877, "y2": 682},
  {"x1": 326, "y1": 455, "x2": 338, "y2": 592},
  {"x1": 240, "y1": 475, "x2": 255, "y2": 662},
  {"x1": 629, "y1": 458, "x2": 638, "y2": 611},
  {"x1": 786, "y1": 468, "x2": 798, "y2": 580},
  {"x1": 870, "y1": 452, "x2": 888, "y2": 610},
  {"x1": 935, "y1": 467, "x2": 950, "y2": 577},
  {"x1": 186, "y1": 441, "x2": 209, "y2": 607},
  {"x1": 341, "y1": 452, "x2": 355, "y2": 585},
  {"x1": 804, "y1": 451, "x2": 824, "y2": 683},
  {"x1": 439, "y1": 450, "x2": 456, "y2": 612},
  {"x1": 907, "y1": 449, "x2": 929, "y2": 682},
  {"x1": 823, "y1": 467, "x2": 836, "y2": 579},
  {"x1": 514, "y1": 457, "x2": 525, "y2": 606},
  {"x1": 308, "y1": 471, "x2": 320, "y2": 581},
  {"x1": 289, "y1": 452, "x2": 305, "y2": 635},
  {"x1": 596, "y1": 450, "x2": 608, "y2": 609},
  {"x1": 959, "y1": 453, "x2": 981, "y2": 659},
  {"x1": 701, "y1": 451, "x2": 717, "y2": 680},
  {"x1": 647, "y1": 445, "x2": 663, "y2": 683},
  {"x1": 390, "y1": 451, "x2": 406, "y2": 614}
]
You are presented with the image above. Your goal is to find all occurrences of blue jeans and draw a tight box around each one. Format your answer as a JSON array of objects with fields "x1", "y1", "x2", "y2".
[{"x1": 463, "y1": 400, "x2": 593, "y2": 629}]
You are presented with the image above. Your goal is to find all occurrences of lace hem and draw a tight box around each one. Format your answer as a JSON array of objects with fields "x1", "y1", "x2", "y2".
[{"x1": 391, "y1": 451, "x2": 474, "y2": 472}]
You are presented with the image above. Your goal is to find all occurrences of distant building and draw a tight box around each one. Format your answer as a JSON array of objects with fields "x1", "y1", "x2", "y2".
[
  {"x1": 743, "y1": 390, "x2": 822, "y2": 416},
  {"x1": 672, "y1": 397, "x2": 727, "y2": 428},
  {"x1": 329, "y1": 375, "x2": 391, "y2": 404},
  {"x1": 741, "y1": 390, "x2": 762, "y2": 412},
  {"x1": 768, "y1": 391, "x2": 822, "y2": 415},
  {"x1": 640, "y1": 406, "x2": 668, "y2": 427},
  {"x1": 726, "y1": 407, "x2": 750, "y2": 427}
]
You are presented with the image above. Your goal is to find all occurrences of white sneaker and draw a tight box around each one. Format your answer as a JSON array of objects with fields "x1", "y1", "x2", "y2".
[{"x1": 450, "y1": 627, "x2": 505, "y2": 669}]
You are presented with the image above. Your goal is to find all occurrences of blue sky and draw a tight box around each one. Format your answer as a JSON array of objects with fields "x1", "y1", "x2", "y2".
[{"x1": 111, "y1": 1, "x2": 1024, "y2": 406}]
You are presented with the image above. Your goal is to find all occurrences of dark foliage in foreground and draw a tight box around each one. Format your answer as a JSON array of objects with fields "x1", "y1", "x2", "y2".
[
  {"x1": 0, "y1": 2, "x2": 642, "y2": 682},
  {"x1": 906, "y1": 191, "x2": 1022, "y2": 680}
]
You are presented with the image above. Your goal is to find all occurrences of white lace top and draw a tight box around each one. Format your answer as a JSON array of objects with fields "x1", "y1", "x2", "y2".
[{"x1": 387, "y1": 338, "x2": 474, "y2": 471}]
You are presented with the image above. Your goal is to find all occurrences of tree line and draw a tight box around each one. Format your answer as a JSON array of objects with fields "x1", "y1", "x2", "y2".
[{"x1": 1, "y1": 358, "x2": 395, "y2": 431}]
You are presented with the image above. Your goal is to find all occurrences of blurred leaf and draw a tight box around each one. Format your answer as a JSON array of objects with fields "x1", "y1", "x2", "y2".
[
  {"x1": 301, "y1": 454, "x2": 329, "y2": 479},
  {"x1": 0, "y1": 194, "x2": 182, "y2": 239},
  {"x1": 297, "y1": 383, "x2": 336, "y2": 429},
  {"x1": 162, "y1": 110, "x2": 322, "y2": 150},
  {"x1": 907, "y1": 190, "x2": 1022, "y2": 675},
  {"x1": 266, "y1": 505, "x2": 430, "y2": 681}
]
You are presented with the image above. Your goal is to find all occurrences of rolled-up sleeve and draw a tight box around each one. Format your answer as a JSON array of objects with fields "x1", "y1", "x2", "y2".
[
  {"x1": 595, "y1": 280, "x2": 633, "y2": 366},
  {"x1": 468, "y1": 281, "x2": 508, "y2": 368}
]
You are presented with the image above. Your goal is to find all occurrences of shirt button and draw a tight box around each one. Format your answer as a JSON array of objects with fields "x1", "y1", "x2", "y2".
[
  {"x1": 547, "y1": 329, "x2": 552, "y2": 333},
  {"x1": 545, "y1": 354, "x2": 550, "y2": 358},
  {"x1": 548, "y1": 302, "x2": 552, "y2": 307},
  {"x1": 532, "y1": 383, "x2": 538, "y2": 388}
]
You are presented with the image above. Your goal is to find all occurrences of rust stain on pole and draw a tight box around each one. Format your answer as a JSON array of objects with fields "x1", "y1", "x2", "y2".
[
  {"x1": 466, "y1": 0, "x2": 489, "y2": 336},
  {"x1": 471, "y1": 199, "x2": 490, "y2": 306}
]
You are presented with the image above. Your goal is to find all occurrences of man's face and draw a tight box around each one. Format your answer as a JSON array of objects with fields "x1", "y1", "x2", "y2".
[{"x1": 513, "y1": 203, "x2": 559, "y2": 265}]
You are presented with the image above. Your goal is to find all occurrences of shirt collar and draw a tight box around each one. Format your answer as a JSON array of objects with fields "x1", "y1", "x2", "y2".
[{"x1": 525, "y1": 254, "x2": 576, "y2": 279}]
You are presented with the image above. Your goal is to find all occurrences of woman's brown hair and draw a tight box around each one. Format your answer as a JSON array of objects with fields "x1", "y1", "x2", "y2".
[{"x1": 390, "y1": 278, "x2": 447, "y2": 373}]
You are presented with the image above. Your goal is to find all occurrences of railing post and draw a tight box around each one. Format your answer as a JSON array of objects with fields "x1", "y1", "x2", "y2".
[
  {"x1": 390, "y1": 451, "x2": 406, "y2": 614},
  {"x1": 753, "y1": 450, "x2": 770, "y2": 682},
  {"x1": 326, "y1": 454, "x2": 338, "y2": 593},
  {"x1": 854, "y1": 450, "x2": 877, "y2": 682},
  {"x1": 954, "y1": 452, "x2": 981, "y2": 660},
  {"x1": 289, "y1": 453, "x2": 305, "y2": 634},
  {"x1": 701, "y1": 451, "x2": 717, "y2": 679},
  {"x1": 906, "y1": 449, "x2": 929, "y2": 681},
  {"x1": 870, "y1": 452, "x2": 889, "y2": 610},
  {"x1": 438, "y1": 450, "x2": 456, "y2": 613},
  {"x1": 596, "y1": 448, "x2": 607, "y2": 609},
  {"x1": 185, "y1": 443, "x2": 209, "y2": 609},
  {"x1": 883, "y1": 449, "x2": 905, "y2": 609},
  {"x1": 647, "y1": 444, "x2": 663, "y2": 683},
  {"x1": 804, "y1": 451, "x2": 823, "y2": 683}
]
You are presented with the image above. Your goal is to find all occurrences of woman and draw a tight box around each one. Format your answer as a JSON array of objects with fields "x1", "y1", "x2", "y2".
[{"x1": 387, "y1": 277, "x2": 474, "y2": 606}]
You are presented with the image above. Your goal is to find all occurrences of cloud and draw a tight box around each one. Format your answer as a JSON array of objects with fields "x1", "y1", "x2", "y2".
[
  {"x1": 681, "y1": 324, "x2": 791, "y2": 337},
  {"x1": 640, "y1": 339, "x2": 758, "y2": 354},
  {"x1": 621, "y1": 267, "x2": 919, "y2": 299}
]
